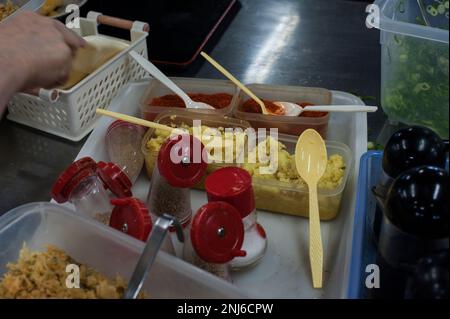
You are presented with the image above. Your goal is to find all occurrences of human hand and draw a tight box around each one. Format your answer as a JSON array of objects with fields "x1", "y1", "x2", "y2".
[{"x1": 0, "y1": 11, "x2": 86, "y2": 91}]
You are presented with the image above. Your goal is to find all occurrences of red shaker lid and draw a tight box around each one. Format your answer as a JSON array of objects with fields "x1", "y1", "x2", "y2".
[
  {"x1": 97, "y1": 161, "x2": 133, "y2": 198},
  {"x1": 51, "y1": 157, "x2": 98, "y2": 203},
  {"x1": 205, "y1": 167, "x2": 255, "y2": 218},
  {"x1": 157, "y1": 134, "x2": 207, "y2": 188},
  {"x1": 191, "y1": 202, "x2": 246, "y2": 264},
  {"x1": 109, "y1": 198, "x2": 152, "y2": 241}
]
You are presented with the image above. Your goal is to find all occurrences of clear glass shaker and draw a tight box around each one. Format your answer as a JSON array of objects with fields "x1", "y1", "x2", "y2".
[
  {"x1": 147, "y1": 134, "x2": 207, "y2": 227},
  {"x1": 105, "y1": 120, "x2": 146, "y2": 183},
  {"x1": 183, "y1": 202, "x2": 246, "y2": 282},
  {"x1": 52, "y1": 157, "x2": 132, "y2": 223},
  {"x1": 205, "y1": 167, "x2": 268, "y2": 270}
]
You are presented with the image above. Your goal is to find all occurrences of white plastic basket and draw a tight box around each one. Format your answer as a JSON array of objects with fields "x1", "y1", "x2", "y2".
[{"x1": 6, "y1": 12, "x2": 150, "y2": 141}]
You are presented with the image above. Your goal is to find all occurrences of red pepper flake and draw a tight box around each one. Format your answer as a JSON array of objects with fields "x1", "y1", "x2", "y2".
[
  {"x1": 242, "y1": 99, "x2": 328, "y2": 118},
  {"x1": 148, "y1": 93, "x2": 233, "y2": 110}
]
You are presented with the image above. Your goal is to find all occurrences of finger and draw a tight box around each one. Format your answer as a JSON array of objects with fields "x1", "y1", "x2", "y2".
[{"x1": 53, "y1": 20, "x2": 86, "y2": 50}]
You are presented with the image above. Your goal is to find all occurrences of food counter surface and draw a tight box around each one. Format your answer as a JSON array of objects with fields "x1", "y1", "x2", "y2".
[{"x1": 0, "y1": 0, "x2": 384, "y2": 215}]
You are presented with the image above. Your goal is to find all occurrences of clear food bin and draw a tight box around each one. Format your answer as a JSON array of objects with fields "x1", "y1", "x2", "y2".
[
  {"x1": 249, "y1": 134, "x2": 353, "y2": 221},
  {"x1": 373, "y1": 0, "x2": 449, "y2": 138},
  {"x1": 0, "y1": 203, "x2": 245, "y2": 299},
  {"x1": 140, "y1": 77, "x2": 239, "y2": 121},
  {"x1": 141, "y1": 109, "x2": 251, "y2": 182},
  {"x1": 233, "y1": 84, "x2": 332, "y2": 138}
]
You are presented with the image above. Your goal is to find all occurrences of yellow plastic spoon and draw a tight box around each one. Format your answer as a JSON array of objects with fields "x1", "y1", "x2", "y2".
[
  {"x1": 200, "y1": 52, "x2": 269, "y2": 115},
  {"x1": 295, "y1": 129, "x2": 328, "y2": 289}
]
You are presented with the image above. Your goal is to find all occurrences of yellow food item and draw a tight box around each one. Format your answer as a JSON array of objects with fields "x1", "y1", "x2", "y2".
[
  {"x1": 60, "y1": 36, "x2": 128, "y2": 90},
  {"x1": 243, "y1": 136, "x2": 346, "y2": 190},
  {"x1": 39, "y1": 0, "x2": 63, "y2": 16},
  {"x1": 0, "y1": 1, "x2": 17, "y2": 21},
  {"x1": 0, "y1": 245, "x2": 143, "y2": 299},
  {"x1": 144, "y1": 125, "x2": 347, "y2": 220}
]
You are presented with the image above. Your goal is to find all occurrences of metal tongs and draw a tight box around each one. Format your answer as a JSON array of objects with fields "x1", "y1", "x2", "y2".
[{"x1": 124, "y1": 214, "x2": 184, "y2": 299}]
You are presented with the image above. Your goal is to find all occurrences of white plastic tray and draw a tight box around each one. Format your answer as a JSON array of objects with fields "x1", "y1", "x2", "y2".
[{"x1": 76, "y1": 80, "x2": 367, "y2": 299}]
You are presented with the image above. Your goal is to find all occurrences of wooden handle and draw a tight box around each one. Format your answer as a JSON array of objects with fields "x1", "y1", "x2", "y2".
[
  {"x1": 97, "y1": 15, "x2": 150, "y2": 32},
  {"x1": 309, "y1": 185, "x2": 323, "y2": 289},
  {"x1": 200, "y1": 52, "x2": 269, "y2": 115},
  {"x1": 96, "y1": 109, "x2": 185, "y2": 135}
]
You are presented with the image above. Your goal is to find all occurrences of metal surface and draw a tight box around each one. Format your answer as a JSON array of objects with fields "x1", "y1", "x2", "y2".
[
  {"x1": 0, "y1": 0, "x2": 384, "y2": 215},
  {"x1": 124, "y1": 214, "x2": 183, "y2": 299}
]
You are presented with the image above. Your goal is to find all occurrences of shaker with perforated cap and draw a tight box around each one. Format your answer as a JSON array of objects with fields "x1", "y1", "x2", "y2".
[
  {"x1": 205, "y1": 167, "x2": 268, "y2": 270},
  {"x1": 52, "y1": 157, "x2": 132, "y2": 224},
  {"x1": 146, "y1": 134, "x2": 207, "y2": 226},
  {"x1": 110, "y1": 198, "x2": 175, "y2": 254},
  {"x1": 183, "y1": 202, "x2": 246, "y2": 282},
  {"x1": 105, "y1": 120, "x2": 146, "y2": 183}
]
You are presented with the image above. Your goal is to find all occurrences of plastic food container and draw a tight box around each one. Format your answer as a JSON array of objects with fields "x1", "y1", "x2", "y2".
[
  {"x1": 234, "y1": 84, "x2": 332, "y2": 138},
  {"x1": 141, "y1": 109, "x2": 252, "y2": 181},
  {"x1": 140, "y1": 77, "x2": 240, "y2": 121},
  {"x1": 105, "y1": 120, "x2": 146, "y2": 184},
  {"x1": 373, "y1": 0, "x2": 449, "y2": 138},
  {"x1": 250, "y1": 134, "x2": 353, "y2": 220},
  {"x1": 0, "y1": 203, "x2": 246, "y2": 299}
]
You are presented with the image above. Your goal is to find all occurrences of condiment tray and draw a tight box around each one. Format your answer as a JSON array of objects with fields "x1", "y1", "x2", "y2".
[{"x1": 75, "y1": 80, "x2": 367, "y2": 298}]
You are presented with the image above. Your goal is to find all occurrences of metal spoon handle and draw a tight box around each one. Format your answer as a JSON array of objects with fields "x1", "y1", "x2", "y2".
[
  {"x1": 124, "y1": 214, "x2": 183, "y2": 299},
  {"x1": 129, "y1": 51, "x2": 194, "y2": 107},
  {"x1": 308, "y1": 184, "x2": 323, "y2": 289}
]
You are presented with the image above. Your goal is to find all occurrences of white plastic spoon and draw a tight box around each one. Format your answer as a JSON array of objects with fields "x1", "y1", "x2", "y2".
[
  {"x1": 273, "y1": 102, "x2": 378, "y2": 117},
  {"x1": 130, "y1": 51, "x2": 214, "y2": 110}
]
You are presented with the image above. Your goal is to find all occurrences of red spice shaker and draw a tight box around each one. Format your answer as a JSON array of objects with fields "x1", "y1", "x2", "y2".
[
  {"x1": 110, "y1": 198, "x2": 175, "y2": 255},
  {"x1": 52, "y1": 157, "x2": 132, "y2": 223},
  {"x1": 105, "y1": 120, "x2": 146, "y2": 183},
  {"x1": 205, "y1": 167, "x2": 268, "y2": 270},
  {"x1": 147, "y1": 134, "x2": 207, "y2": 226},
  {"x1": 183, "y1": 202, "x2": 246, "y2": 281}
]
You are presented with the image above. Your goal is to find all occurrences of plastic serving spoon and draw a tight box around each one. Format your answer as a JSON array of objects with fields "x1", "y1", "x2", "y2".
[
  {"x1": 200, "y1": 52, "x2": 270, "y2": 115},
  {"x1": 273, "y1": 102, "x2": 378, "y2": 117},
  {"x1": 295, "y1": 129, "x2": 327, "y2": 289},
  {"x1": 129, "y1": 51, "x2": 214, "y2": 110}
]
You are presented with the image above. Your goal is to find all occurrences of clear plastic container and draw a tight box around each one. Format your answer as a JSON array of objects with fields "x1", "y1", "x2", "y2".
[
  {"x1": 205, "y1": 167, "x2": 268, "y2": 270},
  {"x1": 105, "y1": 120, "x2": 146, "y2": 183},
  {"x1": 250, "y1": 134, "x2": 353, "y2": 220},
  {"x1": 141, "y1": 109, "x2": 252, "y2": 182},
  {"x1": 233, "y1": 84, "x2": 332, "y2": 138},
  {"x1": 374, "y1": 0, "x2": 449, "y2": 138},
  {"x1": 0, "y1": 203, "x2": 246, "y2": 298},
  {"x1": 146, "y1": 134, "x2": 207, "y2": 226},
  {"x1": 183, "y1": 202, "x2": 246, "y2": 282},
  {"x1": 140, "y1": 77, "x2": 240, "y2": 121}
]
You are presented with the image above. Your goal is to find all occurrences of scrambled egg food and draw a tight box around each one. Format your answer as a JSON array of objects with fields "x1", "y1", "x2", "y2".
[
  {"x1": 0, "y1": 245, "x2": 142, "y2": 299},
  {"x1": 144, "y1": 124, "x2": 347, "y2": 219},
  {"x1": 242, "y1": 136, "x2": 345, "y2": 190}
]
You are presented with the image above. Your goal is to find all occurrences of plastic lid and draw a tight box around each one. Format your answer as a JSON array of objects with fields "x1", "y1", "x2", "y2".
[
  {"x1": 157, "y1": 134, "x2": 207, "y2": 188},
  {"x1": 109, "y1": 198, "x2": 152, "y2": 241},
  {"x1": 191, "y1": 202, "x2": 246, "y2": 264},
  {"x1": 97, "y1": 161, "x2": 133, "y2": 198},
  {"x1": 205, "y1": 167, "x2": 255, "y2": 218},
  {"x1": 51, "y1": 157, "x2": 98, "y2": 203}
]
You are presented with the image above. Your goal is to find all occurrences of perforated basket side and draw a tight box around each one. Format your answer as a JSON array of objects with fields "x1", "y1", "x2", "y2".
[{"x1": 7, "y1": 40, "x2": 149, "y2": 141}]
